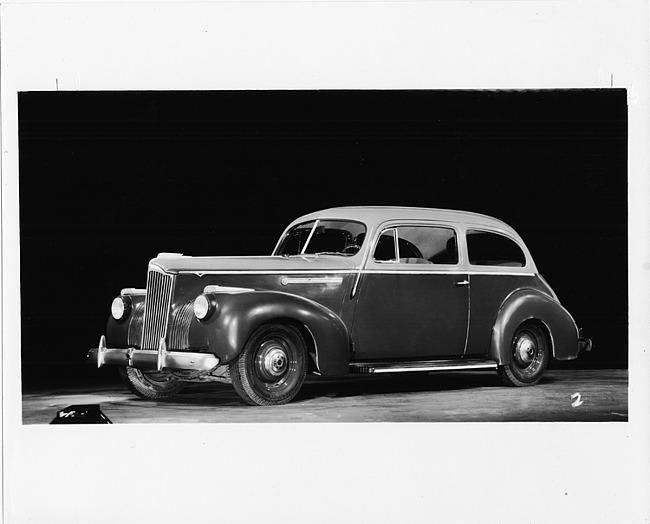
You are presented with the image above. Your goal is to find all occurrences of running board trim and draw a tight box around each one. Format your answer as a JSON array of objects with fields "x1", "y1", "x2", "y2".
[{"x1": 349, "y1": 359, "x2": 498, "y2": 374}]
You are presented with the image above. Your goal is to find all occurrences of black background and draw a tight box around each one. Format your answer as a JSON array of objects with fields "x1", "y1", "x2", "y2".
[{"x1": 18, "y1": 90, "x2": 628, "y2": 389}]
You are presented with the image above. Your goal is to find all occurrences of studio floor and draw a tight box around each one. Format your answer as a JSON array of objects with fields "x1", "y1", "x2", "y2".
[{"x1": 22, "y1": 368, "x2": 627, "y2": 424}]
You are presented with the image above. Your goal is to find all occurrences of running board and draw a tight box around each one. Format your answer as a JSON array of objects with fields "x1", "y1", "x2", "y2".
[{"x1": 349, "y1": 359, "x2": 498, "y2": 374}]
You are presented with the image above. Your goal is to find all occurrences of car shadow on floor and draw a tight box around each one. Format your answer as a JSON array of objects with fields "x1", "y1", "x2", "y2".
[
  {"x1": 296, "y1": 372, "x2": 517, "y2": 402},
  {"x1": 151, "y1": 371, "x2": 557, "y2": 407},
  {"x1": 127, "y1": 386, "x2": 245, "y2": 407}
]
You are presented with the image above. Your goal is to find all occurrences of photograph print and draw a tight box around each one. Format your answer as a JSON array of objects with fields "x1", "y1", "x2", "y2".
[{"x1": 19, "y1": 89, "x2": 628, "y2": 424}]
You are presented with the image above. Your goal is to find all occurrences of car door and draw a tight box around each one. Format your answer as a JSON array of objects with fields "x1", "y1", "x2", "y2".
[
  {"x1": 351, "y1": 223, "x2": 469, "y2": 360},
  {"x1": 462, "y1": 228, "x2": 538, "y2": 356}
]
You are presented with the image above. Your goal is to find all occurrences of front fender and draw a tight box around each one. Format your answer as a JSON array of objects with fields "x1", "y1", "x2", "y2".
[
  {"x1": 489, "y1": 289, "x2": 580, "y2": 364},
  {"x1": 189, "y1": 291, "x2": 351, "y2": 375}
]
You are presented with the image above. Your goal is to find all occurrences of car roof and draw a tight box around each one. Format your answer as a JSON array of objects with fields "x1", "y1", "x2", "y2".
[{"x1": 291, "y1": 206, "x2": 517, "y2": 234}]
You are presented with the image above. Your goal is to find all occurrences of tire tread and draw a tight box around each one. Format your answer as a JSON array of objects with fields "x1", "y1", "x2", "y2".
[
  {"x1": 497, "y1": 321, "x2": 549, "y2": 388},
  {"x1": 119, "y1": 367, "x2": 184, "y2": 399},
  {"x1": 230, "y1": 324, "x2": 307, "y2": 406}
]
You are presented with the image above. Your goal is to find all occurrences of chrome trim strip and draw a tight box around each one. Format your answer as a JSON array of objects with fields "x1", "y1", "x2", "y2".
[
  {"x1": 464, "y1": 271, "x2": 535, "y2": 276},
  {"x1": 370, "y1": 363, "x2": 497, "y2": 373},
  {"x1": 462, "y1": 275, "x2": 472, "y2": 356},
  {"x1": 178, "y1": 269, "x2": 535, "y2": 277},
  {"x1": 362, "y1": 269, "x2": 536, "y2": 276},
  {"x1": 280, "y1": 276, "x2": 343, "y2": 285},
  {"x1": 179, "y1": 269, "x2": 356, "y2": 276},
  {"x1": 350, "y1": 360, "x2": 498, "y2": 374},
  {"x1": 121, "y1": 287, "x2": 146, "y2": 296},
  {"x1": 350, "y1": 270, "x2": 362, "y2": 298},
  {"x1": 203, "y1": 285, "x2": 255, "y2": 294}
]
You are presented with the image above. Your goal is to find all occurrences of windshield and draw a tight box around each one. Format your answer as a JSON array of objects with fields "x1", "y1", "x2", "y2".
[{"x1": 275, "y1": 220, "x2": 367, "y2": 256}]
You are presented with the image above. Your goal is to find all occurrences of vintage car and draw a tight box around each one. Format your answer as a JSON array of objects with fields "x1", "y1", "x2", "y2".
[{"x1": 88, "y1": 206, "x2": 591, "y2": 406}]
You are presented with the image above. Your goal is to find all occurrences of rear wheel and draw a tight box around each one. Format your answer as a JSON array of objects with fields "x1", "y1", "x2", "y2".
[
  {"x1": 230, "y1": 323, "x2": 307, "y2": 406},
  {"x1": 119, "y1": 367, "x2": 184, "y2": 399},
  {"x1": 498, "y1": 321, "x2": 549, "y2": 387}
]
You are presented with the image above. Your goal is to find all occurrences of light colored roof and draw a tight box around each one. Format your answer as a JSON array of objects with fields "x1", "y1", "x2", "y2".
[{"x1": 291, "y1": 206, "x2": 517, "y2": 234}]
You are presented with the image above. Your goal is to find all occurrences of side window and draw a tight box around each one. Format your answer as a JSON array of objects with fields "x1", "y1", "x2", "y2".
[
  {"x1": 373, "y1": 229, "x2": 398, "y2": 261},
  {"x1": 466, "y1": 230, "x2": 526, "y2": 267},
  {"x1": 373, "y1": 226, "x2": 458, "y2": 264}
]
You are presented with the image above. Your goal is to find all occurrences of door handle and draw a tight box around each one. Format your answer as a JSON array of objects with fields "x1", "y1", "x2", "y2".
[{"x1": 455, "y1": 279, "x2": 470, "y2": 287}]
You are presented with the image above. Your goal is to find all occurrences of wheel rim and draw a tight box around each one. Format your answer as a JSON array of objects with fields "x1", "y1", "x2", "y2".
[
  {"x1": 139, "y1": 370, "x2": 171, "y2": 382},
  {"x1": 233, "y1": 324, "x2": 307, "y2": 404},
  {"x1": 512, "y1": 329, "x2": 543, "y2": 376},
  {"x1": 255, "y1": 339, "x2": 290, "y2": 383}
]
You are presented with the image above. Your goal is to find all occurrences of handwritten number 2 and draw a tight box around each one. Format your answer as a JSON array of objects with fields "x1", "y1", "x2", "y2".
[{"x1": 571, "y1": 392, "x2": 583, "y2": 408}]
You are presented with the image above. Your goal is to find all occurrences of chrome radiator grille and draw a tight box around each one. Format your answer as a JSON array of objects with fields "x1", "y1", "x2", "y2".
[{"x1": 141, "y1": 270, "x2": 175, "y2": 350}]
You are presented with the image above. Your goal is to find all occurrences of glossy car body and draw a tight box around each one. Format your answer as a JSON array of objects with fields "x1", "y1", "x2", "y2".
[{"x1": 88, "y1": 206, "x2": 591, "y2": 405}]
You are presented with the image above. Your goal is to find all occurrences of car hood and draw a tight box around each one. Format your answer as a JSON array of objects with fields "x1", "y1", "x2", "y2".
[{"x1": 149, "y1": 254, "x2": 358, "y2": 274}]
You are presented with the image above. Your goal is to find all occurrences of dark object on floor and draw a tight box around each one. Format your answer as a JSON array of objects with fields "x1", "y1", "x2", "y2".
[{"x1": 50, "y1": 404, "x2": 112, "y2": 424}]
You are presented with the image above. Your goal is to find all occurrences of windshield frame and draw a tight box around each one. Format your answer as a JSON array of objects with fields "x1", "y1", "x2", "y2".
[{"x1": 273, "y1": 218, "x2": 368, "y2": 257}]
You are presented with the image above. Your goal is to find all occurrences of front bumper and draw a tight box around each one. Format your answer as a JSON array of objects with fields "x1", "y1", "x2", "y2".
[{"x1": 87, "y1": 335, "x2": 220, "y2": 372}]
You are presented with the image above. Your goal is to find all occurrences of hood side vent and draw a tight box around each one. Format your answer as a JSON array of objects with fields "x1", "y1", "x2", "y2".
[{"x1": 168, "y1": 300, "x2": 195, "y2": 351}]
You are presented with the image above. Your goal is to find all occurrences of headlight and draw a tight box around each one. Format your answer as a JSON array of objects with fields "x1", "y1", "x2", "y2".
[
  {"x1": 111, "y1": 296, "x2": 132, "y2": 321},
  {"x1": 194, "y1": 294, "x2": 216, "y2": 321}
]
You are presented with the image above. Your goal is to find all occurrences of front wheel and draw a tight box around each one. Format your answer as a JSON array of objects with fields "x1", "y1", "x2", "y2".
[
  {"x1": 498, "y1": 321, "x2": 550, "y2": 387},
  {"x1": 230, "y1": 323, "x2": 307, "y2": 406},
  {"x1": 119, "y1": 367, "x2": 185, "y2": 399}
]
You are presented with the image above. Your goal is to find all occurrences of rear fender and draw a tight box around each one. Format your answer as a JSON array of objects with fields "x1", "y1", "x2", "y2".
[
  {"x1": 490, "y1": 289, "x2": 580, "y2": 364},
  {"x1": 190, "y1": 291, "x2": 350, "y2": 376}
]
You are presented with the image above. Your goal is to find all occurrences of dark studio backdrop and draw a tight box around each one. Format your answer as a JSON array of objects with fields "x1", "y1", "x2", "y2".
[{"x1": 18, "y1": 89, "x2": 628, "y2": 390}]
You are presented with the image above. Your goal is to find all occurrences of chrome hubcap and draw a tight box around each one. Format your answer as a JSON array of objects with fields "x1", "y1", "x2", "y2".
[
  {"x1": 255, "y1": 340, "x2": 289, "y2": 382},
  {"x1": 514, "y1": 333, "x2": 537, "y2": 367}
]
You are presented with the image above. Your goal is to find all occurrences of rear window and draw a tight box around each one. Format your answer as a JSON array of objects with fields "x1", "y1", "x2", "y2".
[{"x1": 466, "y1": 230, "x2": 526, "y2": 267}]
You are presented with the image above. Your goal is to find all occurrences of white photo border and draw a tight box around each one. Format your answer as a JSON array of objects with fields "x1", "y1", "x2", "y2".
[{"x1": 2, "y1": 2, "x2": 649, "y2": 523}]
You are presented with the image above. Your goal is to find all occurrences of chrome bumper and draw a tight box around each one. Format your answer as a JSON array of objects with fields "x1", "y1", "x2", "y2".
[
  {"x1": 579, "y1": 338, "x2": 593, "y2": 353},
  {"x1": 578, "y1": 329, "x2": 593, "y2": 353},
  {"x1": 87, "y1": 335, "x2": 220, "y2": 372}
]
